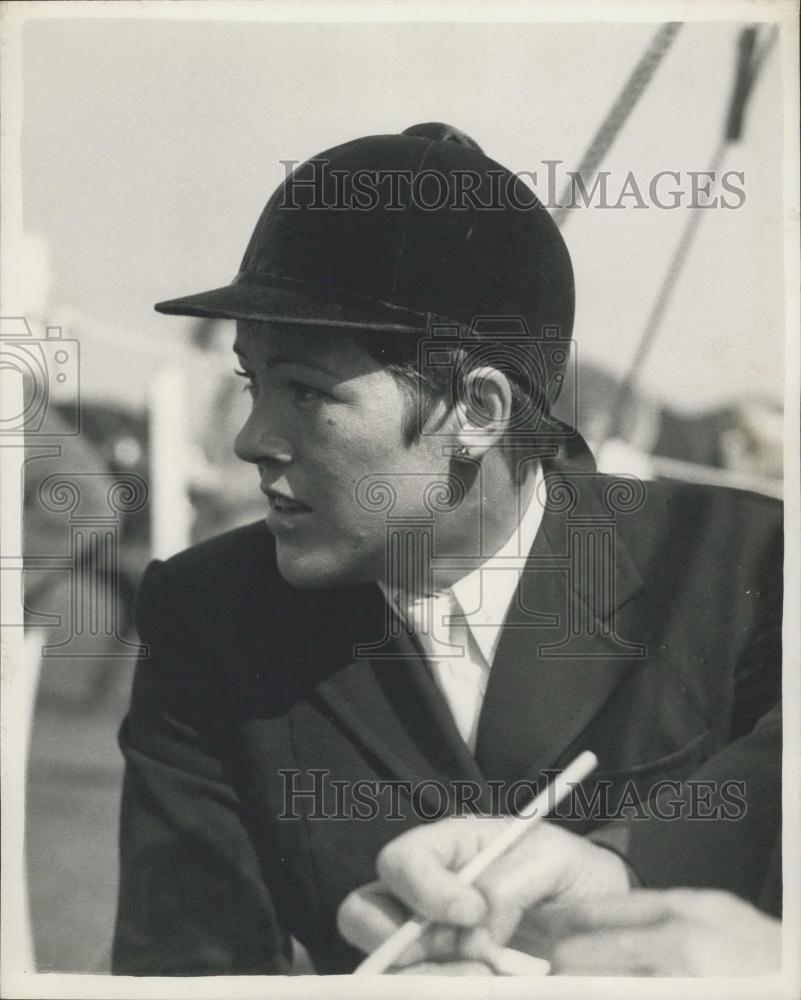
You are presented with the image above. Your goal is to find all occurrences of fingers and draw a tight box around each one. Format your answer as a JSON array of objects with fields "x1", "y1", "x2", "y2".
[
  {"x1": 524, "y1": 890, "x2": 709, "y2": 973},
  {"x1": 481, "y1": 945, "x2": 550, "y2": 976},
  {"x1": 337, "y1": 881, "x2": 478, "y2": 967},
  {"x1": 548, "y1": 895, "x2": 688, "y2": 977},
  {"x1": 475, "y1": 850, "x2": 553, "y2": 943},
  {"x1": 473, "y1": 823, "x2": 604, "y2": 943},
  {"x1": 375, "y1": 818, "x2": 504, "y2": 926},
  {"x1": 337, "y1": 881, "x2": 427, "y2": 962},
  {"x1": 550, "y1": 890, "x2": 783, "y2": 977},
  {"x1": 545, "y1": 888, "x2": 737, "y2": 933},
  {"x1": 376, "y1": 818, "x2": 627, "y2": 946},
  {"x1": 552, "y1": 926, "x2": 677, "y2": 976},
  {"x1": 374, "y1": 821, "x2": 579, "y2": 947},
  {"x1": 541, "y1": 889, "x2": 677, "y2": 934}
]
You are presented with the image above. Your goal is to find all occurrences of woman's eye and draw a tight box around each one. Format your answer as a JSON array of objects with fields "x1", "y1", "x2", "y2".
[
  {"x1": 289, "y1": 381, "x2": 326, "y2": 403},
  {"x1": 234, "y1": 368, "x2": 256, "y2": 394}
]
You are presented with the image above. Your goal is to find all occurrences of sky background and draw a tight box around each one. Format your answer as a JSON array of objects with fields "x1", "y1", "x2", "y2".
[{"x1": 17, "y1": 14, "x2": 786, "y2": 413}]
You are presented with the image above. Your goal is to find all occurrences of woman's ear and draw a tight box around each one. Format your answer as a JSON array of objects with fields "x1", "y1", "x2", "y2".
[{"x1": 452, "y1": 366, "x2": 513, "y2": 458}]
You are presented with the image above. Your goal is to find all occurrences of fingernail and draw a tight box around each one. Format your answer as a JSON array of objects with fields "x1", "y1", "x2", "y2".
[{"x1": 446, "y1": 895, "x2": 483, "y2": 924}]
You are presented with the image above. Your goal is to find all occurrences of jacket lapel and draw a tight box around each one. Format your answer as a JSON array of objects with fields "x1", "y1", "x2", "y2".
[
  {"x1": 312, "y1": 591, "x2": 485, "y2": 811},
  {"x1": 475, "y1": 464, "x2": 646, "y2": 786}
]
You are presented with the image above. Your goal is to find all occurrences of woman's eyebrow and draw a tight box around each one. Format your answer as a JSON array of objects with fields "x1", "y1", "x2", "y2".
[
  {"x1": 267, "y1": 353, "x2": 338, "y2": 375},
  {"x1": 231, "y1": 344, "x2": 339, "y2": 378}
]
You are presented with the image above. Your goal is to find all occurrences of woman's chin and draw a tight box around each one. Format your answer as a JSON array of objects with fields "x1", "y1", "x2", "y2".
[{"x1": 275, "y1": 544, "x2": 370, "y2": 590}]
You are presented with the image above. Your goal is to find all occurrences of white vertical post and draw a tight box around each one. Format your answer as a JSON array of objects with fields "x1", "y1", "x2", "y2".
[
  {"x1": 0, "y1": 10, "x2": 36, "y2": 981},
  {"x1": 0, "y1": 367, "x2": 36, "y2": 979},
  {"x1": 149, "y1": 362, "x2": 192, "y2": 560}
]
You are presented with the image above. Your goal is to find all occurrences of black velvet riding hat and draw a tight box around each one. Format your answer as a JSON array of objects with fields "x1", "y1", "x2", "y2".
[{"x1": 155, "y1": 122, "x2": 574, "y2": 350}]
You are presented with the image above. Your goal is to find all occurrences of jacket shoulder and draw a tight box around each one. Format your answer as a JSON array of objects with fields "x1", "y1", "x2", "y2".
[
  {"x1": 552, "y1": 458, "x2": 781, "y2": 554},
  {"x1": 134, "y1": 521, "x2": 282, "y2": 642},
  {"x1": 648, "y1": 478, "x2": 781, "y2": 520},
  {"x1": 155, "y1": 519, "x2": 278, "y2": 588},
  {"x1": 609, "y1": 478, "x2": 783, "y2": 607},
  {"x1": 132, "y1": 522, "x2": 377, "y2": 712},
  {"x1": 630, "y1": 478, "x2": 782, "y2": 550}
]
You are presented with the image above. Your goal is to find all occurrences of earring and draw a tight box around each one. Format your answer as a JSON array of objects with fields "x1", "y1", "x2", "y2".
[{"x1": 454, "y1": 446, "x2": 471, "y2": 459}]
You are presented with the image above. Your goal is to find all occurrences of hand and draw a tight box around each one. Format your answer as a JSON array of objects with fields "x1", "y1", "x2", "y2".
[
  {"x1": 549, "y1": 888, "x2": 781, "y2": 976},
  {"x1": 337, "y1": 816, "x2": 631, "y2": 970}
]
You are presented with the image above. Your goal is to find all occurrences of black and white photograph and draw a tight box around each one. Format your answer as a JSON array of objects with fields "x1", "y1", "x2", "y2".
[{"x1": 1, "y1": 2, "x2": 799, "y2": 997}]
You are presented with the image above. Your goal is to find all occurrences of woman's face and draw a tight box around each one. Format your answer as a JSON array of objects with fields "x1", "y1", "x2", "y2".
[{"x1": 233, "y1": 321, "x2": 455, "y2": 589}]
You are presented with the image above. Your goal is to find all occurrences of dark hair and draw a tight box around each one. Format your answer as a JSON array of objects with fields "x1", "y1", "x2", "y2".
[{"x1": 353, "y1": 327, "x2": 557, "y2": 452}]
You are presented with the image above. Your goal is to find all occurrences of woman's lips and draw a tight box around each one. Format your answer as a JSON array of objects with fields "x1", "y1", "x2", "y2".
[
  {"x1": 262, "y1": 488, "x2": 312, "y2": 532},
  {"x1": 261, "y1": 485, "x2": 312, "y2": 511},
  {"x1": 268, "y1": 494, "x2": 311, "y2": 513}
]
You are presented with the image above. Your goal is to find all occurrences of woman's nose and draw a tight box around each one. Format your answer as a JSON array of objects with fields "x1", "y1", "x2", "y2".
[{"x1": 234, "y1": 409, "x2": 292, "y2": 465}]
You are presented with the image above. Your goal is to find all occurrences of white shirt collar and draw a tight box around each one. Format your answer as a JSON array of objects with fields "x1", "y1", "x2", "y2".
[{"x1": 380, "y1": 464, "x2": 545, "y2": 666}]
